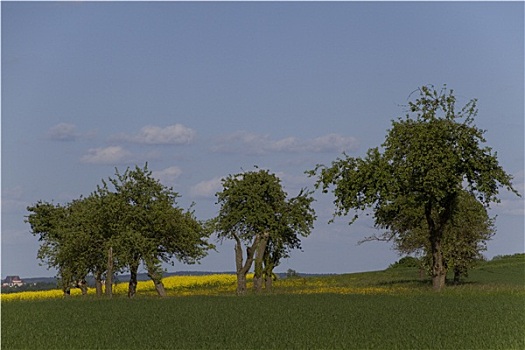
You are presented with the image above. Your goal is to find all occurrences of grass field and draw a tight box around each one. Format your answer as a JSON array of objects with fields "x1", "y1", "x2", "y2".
[{"x1": 2, "y1": 254, "x2": 524, "y2": 349}]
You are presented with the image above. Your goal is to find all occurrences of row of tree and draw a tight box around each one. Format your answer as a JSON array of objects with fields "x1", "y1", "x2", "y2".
[
  {"x1": 27, "y1": 85, "x2": 518, "y2": 295},
  {"x1": 27, "y1": 166, "x2": 316, "y2": 296},
  {"x1": 27, "y1": 166, "x2": 212, "y2": 297}
]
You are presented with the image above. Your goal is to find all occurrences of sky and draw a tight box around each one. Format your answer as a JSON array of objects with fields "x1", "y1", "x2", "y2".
[{"x1": 2, "y1": 1, "x2": 524, "y2": 279}]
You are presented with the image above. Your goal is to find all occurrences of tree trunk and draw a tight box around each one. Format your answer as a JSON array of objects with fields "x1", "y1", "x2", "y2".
[
  {"x1": 263, "y1": 248, "x2": 276, "y2": 292},
  {"x1": 234, "y1": 237, "x2": 246, "y2": 295},
  {"x1": 431, "y1": 193, "x2": 458, "y2": 291},
  {"x1": 426, "y1": 203, "x2": 446, "y2": 291},
  {"x1": 430, "y1": 233, "x2": 446, "y2": 291},
  {"x1": 234, "y1": 234, "x2": 259, "y2": 295},
  {"x1": 253, "y1": 233, "x2": 269, "y2": 293},
  {"x1": 77, "y1": 279, "x2": 88, "y2": 295},
  {"x1": 146, "y1": 261, "x2": 167, "y2": 297},
  {"x1": 453, "y1": 266, "x2": 462, "y2": 284},
  {"x1": 264, "y1": 271, "x2": 274, "y2": 291},
  {"x1": 153, "y1": 280, "x2": 167, "y2": 297},
  {"x1": 61, "y1": 270, "x2": 71, "y2": 297},
  {"x1": 236, "y1": 271, "x2": 247, "y2": 295},
  {"x1": 128, "y1": 261, "x2": 139, "y2": 298},
  {"x1": 105, "y1": 246, "x2": 113, "y2": 298},
  {"x1": 253, "y1": 274, "x2": 263, "y2": 293},
  {"x1": 95, "y1": 271, "x2": 103, "y2": 297}
]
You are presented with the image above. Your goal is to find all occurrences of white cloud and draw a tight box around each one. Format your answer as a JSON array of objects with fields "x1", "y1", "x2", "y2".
[
  {"x1": 211, "y1": 132, "x2": 271, "y2": 155},
  {"x1": 80, "y1": 146, "x2": 132, "y2": 164},
  {"x1": 269, "y1": 137, "x2": 302, "y2": 152},
  {"x1": 190, "y1": 177, "x2": 223, "y2": 199},
  {"x1": 114, "y1": 124, "x2": 196, "y2": 145},
  {"x1": 275, "y1": 171, "x2": 315, "y2": 191},
  {"x1": 1, "y1": 198, "x2": 28, "y2": 214},
  {"x1": 47, "y1": 123, "x2": 79, "y2": 141},
  {"x1": 307, "y1": 133, "x2": 359, "y2": 153},
  {"x1": 1, "y1": 228, "x2": 34, "y2": 245},
  {"x1": 152, "y1": 166, "x2": 183, "y2": 185},
  {"x1": 212, "y1": 131, "x2": 359, "y2": 155}
]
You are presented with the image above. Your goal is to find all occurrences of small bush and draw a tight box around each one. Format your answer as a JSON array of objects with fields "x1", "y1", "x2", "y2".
[{"x1": 389, "y1": 256, "x2": 421, "y2": 269}]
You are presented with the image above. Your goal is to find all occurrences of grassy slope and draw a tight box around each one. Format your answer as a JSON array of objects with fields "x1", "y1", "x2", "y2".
[{"x1": 2, "y1": 254, "x2": 524, "y2": 349}]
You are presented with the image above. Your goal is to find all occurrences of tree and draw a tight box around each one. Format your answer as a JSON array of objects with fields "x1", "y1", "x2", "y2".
[
  {"x1": 27, "y1": 201, "x2": 73, "y2": 296},
  {"x1": 103, "y1": 164, "x2": 212, "y2": 297},
  {"x1": 72, "y1": 192, "x2": 120, "y2": 297},
  {"x1": 26, "y1": 198, "x2": 98, "y2": 296},
  {"x1": 391, "y1": 190, "x2": 495, "y2": 283},
  {"x1": 262, "y1": 189, "x2": 315, "y2": 290},
  {"x1": 310, "y1": 85, "x2": 519, "y2": 291},
  {"x1": 214, "y1": 168, "x2": 315, "y2": 294},
  {"x1": 442, "y1": 192, "x2": 495, "y2": 283}
]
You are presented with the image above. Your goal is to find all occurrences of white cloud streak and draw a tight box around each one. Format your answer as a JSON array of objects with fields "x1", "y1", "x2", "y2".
[
  {"x1": 81, "y1": 146, "x2": 132, "y2": 164},
  {"x1": 114, "y1": 124, "x2": 196, "y2": 145},
  {"x1": 152, "y1": 166, "x2": 183, "y2": 185},
  {"x1": 47, "y1": 123, "x2": 79, "y2": 141},
  {"x1": 212, "y1": 131, "x2": 359, "y2": 155},
  {"x1": 190, "y1": 177, "x2": 223, "y2": 199},
  {"x1": 1, "y1": 186, "x2": 28, "y2": 214}
]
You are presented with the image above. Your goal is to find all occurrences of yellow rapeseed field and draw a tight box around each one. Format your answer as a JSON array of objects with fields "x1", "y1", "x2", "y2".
[
  {"x1": 1, "y1": 273, "x2": 410, "y2": 301},
  {"x1": 0, "y1": 274, "x2": 245, "y2": 301}
]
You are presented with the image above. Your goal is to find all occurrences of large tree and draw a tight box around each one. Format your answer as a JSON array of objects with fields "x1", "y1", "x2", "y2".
[
  {"x1": 262, "y1": 189, "x2": 315, "y2": 290},
  {"x1": 60, "y1": 195, "x2": 109, "y2": 296},
  {"x1": 102, "y1": 164, "x2": 212, "y2": 297},
  {"x1": 214, "y1": 169, "x2": 315, "y2": 294},
  {"x1": 26, "y1": 197, "x2": 105, "y2": 296},
  {"x1": 310, "y1": 85, "x2": 519, "y2": 291},
  {"x1": 27, "y1": 200, "x2": 74, "y2": 295}
]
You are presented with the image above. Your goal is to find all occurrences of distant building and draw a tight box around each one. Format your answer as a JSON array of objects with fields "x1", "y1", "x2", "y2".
[{"x1": 2, "y1": 275, "x2": 24, "y2": 287}]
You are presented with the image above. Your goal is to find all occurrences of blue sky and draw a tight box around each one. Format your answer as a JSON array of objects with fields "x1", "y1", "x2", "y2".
[{"x1": 2, "y1": 2, "x2": 524, "y2": 278}]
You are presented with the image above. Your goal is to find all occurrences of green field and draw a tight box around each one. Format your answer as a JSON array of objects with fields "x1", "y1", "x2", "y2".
[{"x1": 2, "y1": 254, "x2": 524, "y2": 349}]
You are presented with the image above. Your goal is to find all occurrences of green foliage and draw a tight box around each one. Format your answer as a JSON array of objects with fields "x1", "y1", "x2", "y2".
[
  {"x1": 393, "y1": 190, "x2": 495, "y2": 280},
  {"x1": 26, "y1": 199, "x2": 98, "y2": 291},
  {"x1": 104, "y1": 164, "x2": 212, "y2": 267},
  {"x1": 310, "y1": 85, "x2": 519, "y2": 290},
  {"x1": 388, "y1": 256, "x2": 421, "y2": 269},
  {"x1": 214, "y1": 168, "x2": 315, "y2": 292},
  {"x1": 27, "y1": 164, "x2": 213, "y2": 297},
  {"x1": 215, "y1": 169, "x2": 288, "y2": 242}
]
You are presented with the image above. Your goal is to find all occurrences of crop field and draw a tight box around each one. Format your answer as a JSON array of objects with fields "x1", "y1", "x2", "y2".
[{"x1": 2, "y1": 255, "x2": 524, "y2": 349}]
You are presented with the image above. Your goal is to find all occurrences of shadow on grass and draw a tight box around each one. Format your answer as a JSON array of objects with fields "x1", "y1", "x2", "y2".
[
  {"x1": 375, "y1": 278, "x2": 431, "y2": 287},
  {"x1": 374, "y1": 278, "x2": 482, "y2": 288}
]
